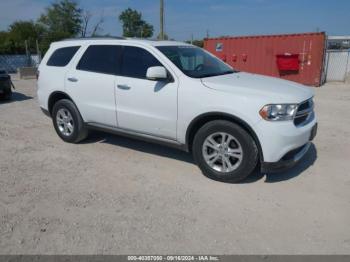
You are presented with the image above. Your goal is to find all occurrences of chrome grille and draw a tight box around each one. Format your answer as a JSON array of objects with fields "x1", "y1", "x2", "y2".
[{"x1": 294, "y1": 98, "x2": 314, "y2": 126}]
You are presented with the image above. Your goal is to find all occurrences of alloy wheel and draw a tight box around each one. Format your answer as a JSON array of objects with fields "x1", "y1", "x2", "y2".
[
  {"x1": 202, "y1": 132, "x2": 243, "y2": 173},
  {"x1": 56, "y1": 108, "x2": 74, "y2": 136}
]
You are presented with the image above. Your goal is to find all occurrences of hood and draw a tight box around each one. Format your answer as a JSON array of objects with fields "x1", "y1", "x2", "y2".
[{"x1": 201, "y1": 72, "x2": 314, "y2": 103}]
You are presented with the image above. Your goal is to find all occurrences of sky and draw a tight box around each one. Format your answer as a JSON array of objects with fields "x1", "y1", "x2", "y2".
[{"x1": 0, "y1": 0, "x2": 349, "y2": 41}]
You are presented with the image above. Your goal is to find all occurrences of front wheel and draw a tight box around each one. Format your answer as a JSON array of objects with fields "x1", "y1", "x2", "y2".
[{"x1": 192, "y1": 120, "x2": 258, "y2": 182}]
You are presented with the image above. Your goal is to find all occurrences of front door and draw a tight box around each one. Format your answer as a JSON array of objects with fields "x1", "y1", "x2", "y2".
[{"x1": 115, "y1": 46, "x2": 178, "y2": 140}]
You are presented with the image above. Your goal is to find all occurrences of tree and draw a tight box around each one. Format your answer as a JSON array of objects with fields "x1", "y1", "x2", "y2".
[
  {"x1": 8, "y1": 21, "x2": 44, "y2": 53},
  {"x1": 0, "y1": 31, "x2": 12, "y2": 54},
  {"x1": 81, "y1": 10, "x2": 105, "y2": 37},
  {"x1": 119, "y1": 8, "x2": 154, "y2": 38},
  {"x1": 38, "y1": 0, "x2": 82, "y2": 39},
  {"x1": 0, "y1": 0, "x2": 102, "y2": 54},
  {"x1": 0, "y1": 21, "x2": 44, "y2": 54},
  {"x1": 38, "y1": 0, "x2": 82, "y2": 35},
  {"x1": 81, "y1": 11, "x2": 92, "y2": 37},
  {"x1": 37, "y1": 0, "x2": 83, "y2": 52},
  {"x1": 91, "y1": 12, "x2": 105, "y2": 37}
]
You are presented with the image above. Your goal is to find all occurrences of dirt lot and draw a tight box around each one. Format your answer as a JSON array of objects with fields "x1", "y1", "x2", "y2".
[{"x1": 0, "y1": 75, "x2": 349, "y2": 254}]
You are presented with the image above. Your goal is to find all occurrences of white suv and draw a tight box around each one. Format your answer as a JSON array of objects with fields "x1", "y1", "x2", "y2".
[{"x1": 37, "y1": 38, "x2": 317, "y2": 182}]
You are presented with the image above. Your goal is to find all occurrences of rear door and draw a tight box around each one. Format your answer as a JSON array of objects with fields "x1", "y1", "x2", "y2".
[
  {"x1": 38, "y1": 45, "x2": 80, "y2": 109},
  {"x1": 65, "y1": 45, "x2": 122, "y2": 127},
  {"x1": 115, "y1": 45, "x2": 178, "y2": 139}
]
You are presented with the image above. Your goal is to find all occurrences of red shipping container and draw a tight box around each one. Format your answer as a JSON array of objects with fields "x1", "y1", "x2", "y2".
[{"x1": 204, "y1": 32, "x2": 326, "y2": 86}]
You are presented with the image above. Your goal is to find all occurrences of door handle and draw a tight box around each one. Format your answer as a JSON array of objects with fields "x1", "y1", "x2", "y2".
[
  {"x1": 117, "y1": 84, "x2": 131, "y2": 90},
  {"x1": 68, "y1": 77, "x2": 78, "y2": 82}
]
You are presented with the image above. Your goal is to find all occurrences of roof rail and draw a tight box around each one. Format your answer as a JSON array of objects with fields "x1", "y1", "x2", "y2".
[
  {"x1": 61, "y1": 36, "x2": 125, "y2": 41},
  {"x1": 124, "y1": 37, "x2": 158, "y2": 41}
]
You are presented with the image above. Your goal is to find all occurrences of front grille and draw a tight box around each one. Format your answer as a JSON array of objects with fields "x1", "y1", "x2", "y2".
[
  {"x1": 293, "y1": 98, "x2": 314, "y2": 126},
  {"x1": 298, "y1": 100, "x2": 311, "y2": 112}
]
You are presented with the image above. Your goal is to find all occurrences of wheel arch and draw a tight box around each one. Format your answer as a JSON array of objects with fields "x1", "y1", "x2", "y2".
[
  {"x1": 48, "y1": 91, "x2": 76, "y2": 116},
  {"x1": 185, "y1": 112, "x2": 264, "y2": 162}
]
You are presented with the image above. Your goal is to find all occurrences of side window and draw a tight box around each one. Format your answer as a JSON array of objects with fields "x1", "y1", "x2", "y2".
[
  {"x1": 121, "y1": 46, "x2": 162, "y2": 79},
  {"x1": 47, "y1": 46, "x2": 80, "y2": 67},
  {"x1": 77, "y1": 45, "x2": 122, "y2": 75}
]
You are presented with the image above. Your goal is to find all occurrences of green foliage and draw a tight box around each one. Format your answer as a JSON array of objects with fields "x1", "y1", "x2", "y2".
[
  {"x1": 0, "y1": 31, "x2": 12, "y2": 54},
  {"x1": 0, "y1": 1, "x2": 158, "y2": 55},
  {"x1": 38, "y1": 0, "x2": 83, "y2": 52},
  {"x1": 119, "y1": 8, "x2": 154, "y2": 38},
  {"x1": 38, "y1": 0, "x2": 82, "y2": 36},
  {"x1": 0, "y1": 21, "x2": 44, "y2": 54},
  {"x1": 0, "y1": 0, "x2": 83, "y2": 54}
]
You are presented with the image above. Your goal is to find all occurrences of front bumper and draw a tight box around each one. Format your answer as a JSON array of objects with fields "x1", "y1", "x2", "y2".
[
  {"x1": 260, "y1": 122, "x2": 317, "y2": 173},
  {"x1": 261, "y1": 142, "x2": 311, "y2": 173},
  {"x1": 254, "y1": 111, "x2": 317, "y2": 163}
]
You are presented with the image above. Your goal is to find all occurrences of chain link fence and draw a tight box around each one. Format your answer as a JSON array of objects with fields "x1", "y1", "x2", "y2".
[{"x1": 0, "y1": 55, "x2": 40, "y2": 73}]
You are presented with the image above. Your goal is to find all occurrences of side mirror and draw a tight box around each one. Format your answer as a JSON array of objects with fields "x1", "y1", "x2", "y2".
[{"x1": 146, "y1": 66, "x2": 168, "y2": 81}]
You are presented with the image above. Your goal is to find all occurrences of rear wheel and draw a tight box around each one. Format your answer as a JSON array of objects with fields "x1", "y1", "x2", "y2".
[
  {"x1": 52, "y1": 99, "x2": 88, "y2": 143},
  {"x1": 3, "y1": 89, "x2": 12, "y2": 100},
  {"x1": 192, "y1": 120, "x2": 258, "y2": 182}
]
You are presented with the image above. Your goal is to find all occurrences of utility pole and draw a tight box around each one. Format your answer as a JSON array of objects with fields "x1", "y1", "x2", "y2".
[
  {"x1": 36, "y1": 39, "x2": 41, "y2": 63},
  {"x1": 160, "y1": 0, "x2": 164, "y2": 40},
  {"x1": 206, "y1": 29, "x2": 209, "y2": 39},
  {"x1": 24, "y1": 40, "x2": 30, "y2": 67},
  {"x1": 191, "y1": 33, "x2": 194, "y2": 44}
]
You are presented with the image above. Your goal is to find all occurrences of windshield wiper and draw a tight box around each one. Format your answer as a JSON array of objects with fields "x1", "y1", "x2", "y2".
[
  {"x1": 220, "y1": 70, "x2": 236, "y2": 75},
  {"x1": 200, "y1": 70, "x2": 235, "y2": 78}
]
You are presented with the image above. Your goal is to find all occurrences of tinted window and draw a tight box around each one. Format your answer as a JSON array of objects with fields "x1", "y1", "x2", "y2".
[
  {"x1": 77, "y1": 45, "x2": 122, "y2": 75},
  {"x1": 47, "y1": 46, "x2": 80, "y2": 67},
  {"x1": 121, "y1": 46, "x2": 162, "y2": 79}
]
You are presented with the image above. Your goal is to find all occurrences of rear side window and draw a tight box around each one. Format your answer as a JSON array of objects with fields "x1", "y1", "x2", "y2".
[
  {"x1": 121, "y1": 46, "x2": 162, "y2": 79},
  {"x1": 47, "y1": 46, "x2": 80, "y2": 67},
  {"x1": 77, "y1": 45, "x2": 122, "y2": 75}
]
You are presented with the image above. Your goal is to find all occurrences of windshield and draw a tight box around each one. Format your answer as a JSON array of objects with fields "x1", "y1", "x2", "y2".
[{"x1": 156, "y1": 46, "x2": 236, "y2": 78}]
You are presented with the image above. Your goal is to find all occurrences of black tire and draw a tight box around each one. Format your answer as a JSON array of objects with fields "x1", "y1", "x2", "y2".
[
  {"x1": 192, "y1": 120, "x2": 259, "y2": 182},
  {"x1": 52, "y1": 99, "x2": 88, "y2": 143},
  {"x1": 4, "y1": 89, "x2": 12, "y2": 100}
]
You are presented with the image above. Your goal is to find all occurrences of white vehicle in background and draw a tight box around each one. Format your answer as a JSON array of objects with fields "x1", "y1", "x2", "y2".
[{"x1": 37, "y1": 37, "x2": 317, "y2": 182}]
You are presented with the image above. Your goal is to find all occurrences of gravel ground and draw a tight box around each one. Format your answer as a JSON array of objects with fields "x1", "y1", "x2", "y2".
[{"x1": 0, "y1": 75, "x2": 349, "y2": 254}]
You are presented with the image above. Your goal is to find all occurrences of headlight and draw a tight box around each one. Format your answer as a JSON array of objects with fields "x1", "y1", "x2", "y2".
[{"x1": 259, "y1": 104, "x2": 298, "y2": 121}]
